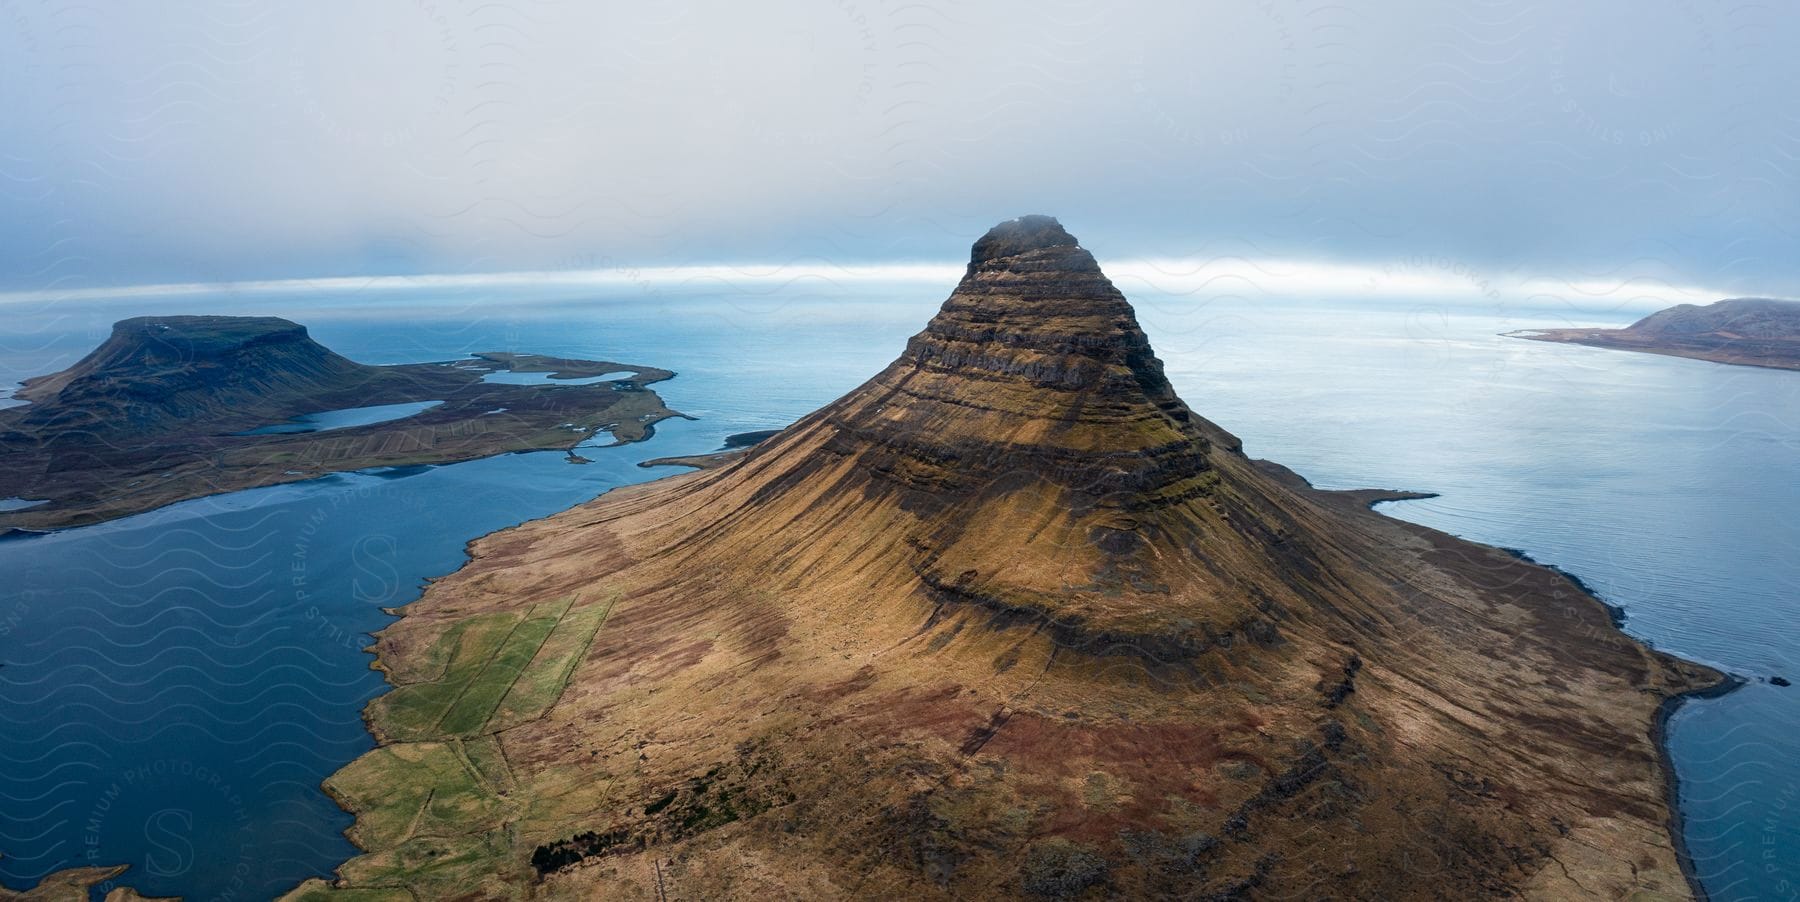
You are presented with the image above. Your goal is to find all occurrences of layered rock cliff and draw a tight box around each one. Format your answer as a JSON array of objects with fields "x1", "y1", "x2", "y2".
[{"x1": 295, "y1": 217, "x2": 1724, "y2": 901}]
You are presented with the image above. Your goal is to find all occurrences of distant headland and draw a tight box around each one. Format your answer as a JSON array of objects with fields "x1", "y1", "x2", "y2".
[
  {"x1": 0, "y1": 315, "x2": 684, "y2": 531},
  {"x1": 1510, "y1": 297, "x2": 1800, "y2": 371}
]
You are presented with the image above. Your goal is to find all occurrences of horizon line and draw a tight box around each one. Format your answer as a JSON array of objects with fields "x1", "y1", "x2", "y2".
[{"x1": 0, "y1": 256, "x2": 1749, "y2": 312}]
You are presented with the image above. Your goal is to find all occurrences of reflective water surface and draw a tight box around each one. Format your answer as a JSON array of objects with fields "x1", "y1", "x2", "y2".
[{"x1": 235, "y1": 400, "x2": 445, "y2": 435}]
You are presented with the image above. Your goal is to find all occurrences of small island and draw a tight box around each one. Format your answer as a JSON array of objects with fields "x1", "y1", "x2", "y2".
[
  {"x1": 0, "y1": 316, "x2": 685, "y2": 531},
  {"x1": 1511, "y1": 297, "x2": 1800, "y2": 370}
]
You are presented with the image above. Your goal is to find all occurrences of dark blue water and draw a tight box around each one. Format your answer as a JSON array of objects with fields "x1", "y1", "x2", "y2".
[
  {"x1": 0, "y1": 283, "x2": 1794, "y2": 898},
  {"x1": 0, "y1": 285, "x2": 929, "y2": 900},
  {"x1": 0, "y1": 454, "x2": 664, "y2": 897}
]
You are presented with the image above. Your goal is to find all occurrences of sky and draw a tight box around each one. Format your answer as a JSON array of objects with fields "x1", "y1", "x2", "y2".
[{"x1": 2, "y1": 0, "x2": 1797, "y2": 304}]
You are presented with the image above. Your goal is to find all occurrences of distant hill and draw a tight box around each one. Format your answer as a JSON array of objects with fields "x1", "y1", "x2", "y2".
[
  {"x1": 0, "y1": 315, "x2": 680, "y2": 530},
  {"x1": 1513, "y1": 297, "x2": 1800, "y2": 370},
  {"x1": 11, "y1": 316, "x2": 377, "y2": 435}
]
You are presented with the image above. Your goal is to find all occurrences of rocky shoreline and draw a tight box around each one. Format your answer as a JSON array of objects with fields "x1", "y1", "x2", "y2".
[
  {"x1": 1371, "y1": 495, "x2": 1747, "y2": 901},
  {"x1": 639, "y1": 428, "x2": 783, "y2": 470},
  {"x1": 1657, "y1": 673, "x2": 1748, "y2": 902}
]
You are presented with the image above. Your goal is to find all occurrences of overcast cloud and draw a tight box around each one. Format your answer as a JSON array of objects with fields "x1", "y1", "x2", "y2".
[{"x1": 2, "y1": 0, "x2": 1796, "y2": 299}]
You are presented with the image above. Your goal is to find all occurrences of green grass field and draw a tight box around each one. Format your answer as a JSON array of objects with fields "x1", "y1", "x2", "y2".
[
  {"x1": 368, "y1": 594, "x2": 614, "y2": 742},
  {"x1": 282, "y1": 594, "x2": 619, "y2": 899},
  {"x1": 489, "y1": 599, "x2": 613, "y2": 730}
]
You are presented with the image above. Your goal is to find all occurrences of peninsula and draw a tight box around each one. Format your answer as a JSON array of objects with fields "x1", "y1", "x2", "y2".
[
  {"x1": 0, "y1": 865, "x2": 163, "y2": 902},
  {"x1": 1512, "y1": 297, "x2": 1800, "y2": 370},
  {"x1": 289, "y1": 218, "x2": 1724, "y2": 900},
  {"x1": 0, "y1": 316, "x2": 683, "y2": 531}
]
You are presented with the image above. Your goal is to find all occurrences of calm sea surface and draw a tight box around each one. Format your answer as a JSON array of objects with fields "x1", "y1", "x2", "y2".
[{"x1": 0, "y1": 282, "x2": 1794, "y2": 900}]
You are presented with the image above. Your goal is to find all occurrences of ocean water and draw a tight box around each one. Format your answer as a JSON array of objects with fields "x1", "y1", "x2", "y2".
[{"x1": 0, "y1": 282, "x2": 1794, "y2": 899}]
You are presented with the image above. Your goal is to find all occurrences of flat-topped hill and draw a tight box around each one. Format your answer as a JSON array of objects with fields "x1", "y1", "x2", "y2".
[{"x1": 12, "y1": 316, "x2": 374, "y2": 433}]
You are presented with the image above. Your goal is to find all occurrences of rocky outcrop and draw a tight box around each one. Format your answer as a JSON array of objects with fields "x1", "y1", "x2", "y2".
[{"x1": 304, "y1": 218, "x2": 1724, "y2": 901}]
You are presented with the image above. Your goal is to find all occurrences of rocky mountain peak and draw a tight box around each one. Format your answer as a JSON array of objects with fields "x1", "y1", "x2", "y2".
[
  {"x1": 713, "y1": 218, "x2": 1239, "y2": 653},
  {"x1": 967, "y1": 214, "x2": 1082, "y2": 267},
  {"x1": 326, "y1": 217, "x2": 1727, "y2": 902},
  {"x1": 885, "y1": 216, "x2": 1193, "y2": 442}
]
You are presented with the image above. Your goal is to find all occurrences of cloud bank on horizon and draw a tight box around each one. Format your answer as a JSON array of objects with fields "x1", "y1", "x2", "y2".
[{"x1": 2, "y1": 0, "x2": 1795, "y2": 303}]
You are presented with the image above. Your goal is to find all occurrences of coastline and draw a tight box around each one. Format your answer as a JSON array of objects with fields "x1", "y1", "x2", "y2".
[
  {"x1": 639, "y1": 428, "x2": 782, "y2": 470},
  {"x1": 293, "y1": 456, "x2": 728, "y2": 894},
  {"x1": 1506, "y1": 329, "x2": 1800, "y2": 372},
  {"x1": 0, "y1": 406, "x2": 686, "y2": 542},
  {"x1": 1495, "y1": 546, "x2": 1628, "y2": 630},
  {"x1": 1656, "y1": 673, "x2": 1749, "y2": 902},
  {"x1": 302, "y1": 446, "x2": 1735, "y2": 896},
  {"x1": 10, "y1": 459, "x2": 1741, "y2": 900},
  {"x1": 293, "y1": 447, "x2": 1736, "y2": 898},
  {"x1": 1372, "y1": 492, "x2": 1744, "y2": 902},
  {"x1": 1499, "y1": 547, "x2": 1745, "y2": 902}
]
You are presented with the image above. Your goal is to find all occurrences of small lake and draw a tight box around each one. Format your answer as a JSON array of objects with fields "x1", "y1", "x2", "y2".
[
  {"x1": 478, "y1": 369, "x2": 632, "y2": 386},
  {"x1": 234, "y1": 401, "x2": 445, "y2": 436},
  {"x1": 0, "y1": 282, "x2": 1793, "y2": 899}
]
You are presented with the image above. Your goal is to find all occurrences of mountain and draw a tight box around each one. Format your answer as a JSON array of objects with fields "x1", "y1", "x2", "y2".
[
  {"x1": 1513, "y1": 297, "x2": 1800, "y2": 370},
  {"x1": 1629, "y1": 297, "x2": 1800, "y2": 339},
  {"x1": 9, "y1": 316, "x2": 374, "y2": 434},
  {"x1": 0, "y1": 316, "x2": 681, "y2": 529},
  {"x1": 292, "y1": 218, "x2": 1726, "y2": 901}
]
